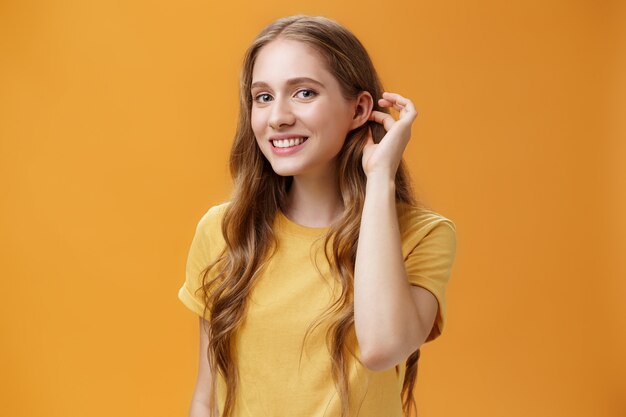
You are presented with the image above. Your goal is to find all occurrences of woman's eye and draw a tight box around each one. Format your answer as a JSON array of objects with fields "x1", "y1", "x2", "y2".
[
  {"x1": 253, "y1": 93, "x2": 272, "y2": 103},
  {"x1": 297, "y1": 89, "x2": 317, "y2": 99}
]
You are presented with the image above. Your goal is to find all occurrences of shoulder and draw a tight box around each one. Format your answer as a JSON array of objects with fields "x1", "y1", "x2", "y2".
[
  {"x1": 194, "y1": 201, "x2": 232, "y2": 241},
  {"x1": 396, "y1": 202, "x2": 457, "y2": 250},
  {"x1": 197, "y1": 201, "x2": 231, "y2": 228}
]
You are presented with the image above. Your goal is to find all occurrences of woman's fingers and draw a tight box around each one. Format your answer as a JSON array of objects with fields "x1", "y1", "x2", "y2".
[
  {"x1": 382, "y1": 91, "x2": 411, "y2": 107},
  {"x1": 379, "y1": 92, "x2": 417, "y2": 118},
  {"x1": 369, "y1": 92, "x2": 418, "y2": 134},
  {"x1": 363, "y1": 93, "x2": 417, "y2": 176},
  {"x1": 368, "y1": 110, "x2": 396, "y2": 132}
]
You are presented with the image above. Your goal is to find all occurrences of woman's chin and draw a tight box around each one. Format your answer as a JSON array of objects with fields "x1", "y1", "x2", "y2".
[{"x1": 269, "y1": 164, "x2": 303, "y2": 177}]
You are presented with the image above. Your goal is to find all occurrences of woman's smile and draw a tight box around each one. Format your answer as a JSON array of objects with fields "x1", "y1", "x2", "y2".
[{"x1": 270, "y1": 136, "x2": 309, "y2": 155}]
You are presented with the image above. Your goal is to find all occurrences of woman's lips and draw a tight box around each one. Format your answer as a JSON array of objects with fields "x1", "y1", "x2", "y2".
[{"x1": 270, "y1": 137, "x2": 308, "y2": 155}]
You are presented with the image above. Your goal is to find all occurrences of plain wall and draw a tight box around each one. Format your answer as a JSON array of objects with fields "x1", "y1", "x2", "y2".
[{"x1": 1, "y1": 0, "x2": 624, "y2": 416}]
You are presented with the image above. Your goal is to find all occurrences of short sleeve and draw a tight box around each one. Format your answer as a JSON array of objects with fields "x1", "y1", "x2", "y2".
[
  {"x1": 177, "y1": 204, "x2": 227, "y2": 319},
  {"x1": 404, "y1": 218, "x2": 457, "y2": 343}
]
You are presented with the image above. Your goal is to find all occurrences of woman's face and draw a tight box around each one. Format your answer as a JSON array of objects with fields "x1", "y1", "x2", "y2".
[{"x1": 250, "y1": 39, "x2": 360, "y2": 179}]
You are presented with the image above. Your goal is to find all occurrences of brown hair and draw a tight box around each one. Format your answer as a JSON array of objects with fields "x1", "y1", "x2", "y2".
[{"x1": 198, "y1": 14, "x2": 425, "y2": 417}]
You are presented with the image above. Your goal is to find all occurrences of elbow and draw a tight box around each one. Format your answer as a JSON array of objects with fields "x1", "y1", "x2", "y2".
[
  {"x1": 359, "y1": 344, "x2": 408, "y2": 372},
  {"x1": 360, "y1": 348, "x2": 393, "y2": 372},
  {"x1": 359, "y1": 335, "x2": 424, "y2": 372}
]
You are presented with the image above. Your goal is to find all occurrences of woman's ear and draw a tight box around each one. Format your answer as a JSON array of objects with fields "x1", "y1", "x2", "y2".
[{"x1": 350, "y1": 91, "x2": 374, "y2": 130}]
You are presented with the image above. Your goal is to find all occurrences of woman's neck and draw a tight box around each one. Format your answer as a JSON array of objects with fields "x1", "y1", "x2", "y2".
[{"x1": 284, "y1": 170, "x2": 343, "y2": 228}]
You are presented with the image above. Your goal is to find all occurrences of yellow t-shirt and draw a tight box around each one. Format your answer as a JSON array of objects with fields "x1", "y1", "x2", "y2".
[{"x1": 178, "y1": 201, "x2": 457, "y2": 417}]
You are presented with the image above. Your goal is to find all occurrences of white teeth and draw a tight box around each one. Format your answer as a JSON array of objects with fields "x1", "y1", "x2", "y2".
[{"x1": 272, "y1": 137, "x2": 308, "y2": 148}]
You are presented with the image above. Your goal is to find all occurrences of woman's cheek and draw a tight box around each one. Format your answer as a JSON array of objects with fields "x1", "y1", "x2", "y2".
[{"x1": 250, "y1": 112, "x2": 261, "y2": 137}]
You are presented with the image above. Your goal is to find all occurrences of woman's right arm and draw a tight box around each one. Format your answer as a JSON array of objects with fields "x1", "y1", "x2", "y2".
[{"x1": 188, "y1": 317, "x2": 218, "y2": 417}]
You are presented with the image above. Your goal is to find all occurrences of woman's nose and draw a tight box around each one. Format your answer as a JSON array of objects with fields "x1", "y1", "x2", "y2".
[{"x1": 268, "y1": 97, "x2": 296, "y2": 129}]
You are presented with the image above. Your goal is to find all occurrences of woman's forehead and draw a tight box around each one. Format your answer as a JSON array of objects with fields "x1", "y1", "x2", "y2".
[{"x1": 252, "y1": 39, "x2": 333, "y2": 87}]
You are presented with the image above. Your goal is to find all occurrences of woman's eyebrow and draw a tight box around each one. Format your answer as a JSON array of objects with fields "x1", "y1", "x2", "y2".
[{"x1": 251, "y1": 77, "x2": 325, "y2": 90}]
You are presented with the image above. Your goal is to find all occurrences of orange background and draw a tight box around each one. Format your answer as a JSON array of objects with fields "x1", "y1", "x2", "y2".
[{"x1": 1, "y1": 1, "x2": 624, "y2": 416}]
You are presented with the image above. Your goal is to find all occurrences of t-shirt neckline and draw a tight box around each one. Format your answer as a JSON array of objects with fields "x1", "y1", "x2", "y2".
[{"x1": 276, "y1": 209, "x2": 331, "y2": 237}]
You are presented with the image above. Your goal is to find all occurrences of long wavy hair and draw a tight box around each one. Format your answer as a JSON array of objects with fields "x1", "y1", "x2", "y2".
[{"x1": 198, "y1": 14, "x2": 426, "y2": 417}]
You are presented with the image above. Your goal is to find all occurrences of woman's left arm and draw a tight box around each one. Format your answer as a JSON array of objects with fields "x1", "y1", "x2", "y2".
[{"x1": 354, "y1": 92, "x2": 438, "y2": 372}]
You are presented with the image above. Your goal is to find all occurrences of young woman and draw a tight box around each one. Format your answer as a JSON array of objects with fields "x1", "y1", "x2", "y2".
[{"x1": 178, "y1": 14, "x2": 457, "y2": 417}]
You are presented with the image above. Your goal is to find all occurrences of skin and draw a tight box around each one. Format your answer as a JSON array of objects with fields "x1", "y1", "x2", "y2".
[{"x1": 249, "y1": 39, "x2": 438, "y2": 371}]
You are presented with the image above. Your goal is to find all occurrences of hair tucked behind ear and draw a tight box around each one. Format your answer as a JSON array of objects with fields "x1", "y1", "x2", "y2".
[{"x1": 197, "y1": 14, "x2": 428, "y2": 417}]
